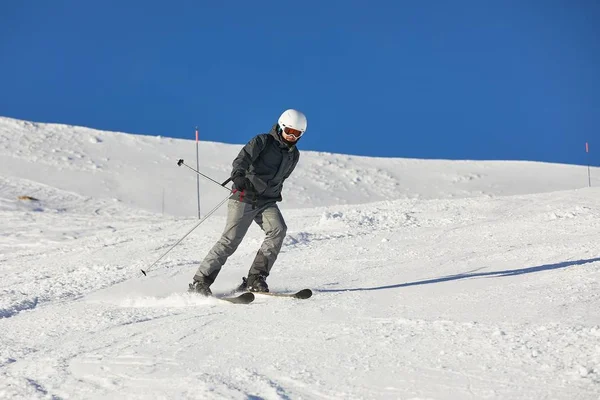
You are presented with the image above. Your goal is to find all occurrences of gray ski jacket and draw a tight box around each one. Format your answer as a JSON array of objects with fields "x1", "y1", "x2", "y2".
[{"x1": 230, "y1": 124, "x2": 300, "y2": 206}]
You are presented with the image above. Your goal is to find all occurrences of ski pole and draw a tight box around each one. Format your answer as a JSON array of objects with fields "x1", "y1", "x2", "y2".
[
  {"x1": 177, "y1": 159, "x2": 232, "y2": 191},
  {"x1": 141, "y1": 191, "x2": 232, "y2": 277}
]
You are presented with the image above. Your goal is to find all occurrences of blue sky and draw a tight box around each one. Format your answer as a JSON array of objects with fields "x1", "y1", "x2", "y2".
[{"x1": 1, "y1": 1, "x2": 599, "y2": 166}]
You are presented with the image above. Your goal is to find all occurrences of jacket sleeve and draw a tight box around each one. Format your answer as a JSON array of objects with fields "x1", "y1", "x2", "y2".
[{"x1": 231, "y1": 135, "x2": 268, "y2": 178}]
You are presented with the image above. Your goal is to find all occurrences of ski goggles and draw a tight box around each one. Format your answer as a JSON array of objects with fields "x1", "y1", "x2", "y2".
[{"x1": 282, "y1": 126, "x2": 304, "y2": 138}]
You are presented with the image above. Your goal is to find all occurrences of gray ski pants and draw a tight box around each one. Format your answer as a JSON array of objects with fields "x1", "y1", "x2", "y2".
[{"x1": 194, "y1": 199, "x2": 287, "y2": 282}]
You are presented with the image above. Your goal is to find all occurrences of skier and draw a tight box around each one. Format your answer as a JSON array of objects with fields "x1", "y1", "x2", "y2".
[{"x1": 189, "y1": 109, "x2": 307, "y2": 296}]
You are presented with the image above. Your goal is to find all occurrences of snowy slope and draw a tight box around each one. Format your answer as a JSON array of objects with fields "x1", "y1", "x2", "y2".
[
  {"x1": 1, "y1": 117, "x2": 599, "y2": 399},
  {"x1": 1, "y1": 116, "x2": 596, "y2": 216}
]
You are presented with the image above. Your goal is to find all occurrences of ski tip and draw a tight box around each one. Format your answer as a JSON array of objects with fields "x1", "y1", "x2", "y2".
[
  {"x1": 141, "y1": 269, "x2": 147, "y2": 276},
  {"x1": 295, "y1": 289, "x2": 312, "y2": 299},
  {"x1": 239, "y1": 292, "x2": 255, "y2": 301},
  {"x1": 221, "y1": 291, "x2": 255, "y2": 304}
]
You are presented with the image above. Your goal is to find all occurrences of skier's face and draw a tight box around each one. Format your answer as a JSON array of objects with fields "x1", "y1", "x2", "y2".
[
  {"x1": 282, "y1": 132, "x2": 299, "y2": 142},
  {"x1": 282, "y1": 127, "x2": 303, "y2": 142}
]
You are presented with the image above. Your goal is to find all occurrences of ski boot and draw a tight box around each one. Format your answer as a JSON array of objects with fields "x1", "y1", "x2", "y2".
[
  {"x1": 236, "y1": 277, "x2": 248, "y2": 293},
  {"x1": 246, "y1": 274, "x2": 269, "y2": 293},
  {"x1": 188, "y1": 275, "x2": 213, "y2": 297}
]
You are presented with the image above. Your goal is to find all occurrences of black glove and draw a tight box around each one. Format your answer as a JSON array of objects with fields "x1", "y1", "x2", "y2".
[{"x1": 232, "y1": 174, "x2": 253, "y2": 192}]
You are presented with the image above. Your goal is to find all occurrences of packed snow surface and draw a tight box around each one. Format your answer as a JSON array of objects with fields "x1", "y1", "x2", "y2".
[{"x1": 1, "y1": 117, "x2": 599, "y2": 399}]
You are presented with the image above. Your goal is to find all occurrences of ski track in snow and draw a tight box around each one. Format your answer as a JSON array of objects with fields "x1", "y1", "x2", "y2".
[{"x1": 1, "y1": 116, "x2": 600, "y2": 399}]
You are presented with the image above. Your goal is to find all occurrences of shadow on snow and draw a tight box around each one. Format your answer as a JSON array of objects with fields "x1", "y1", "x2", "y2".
[{"x1": 318, "y1": 257, "x2": 600, "y2": 293}]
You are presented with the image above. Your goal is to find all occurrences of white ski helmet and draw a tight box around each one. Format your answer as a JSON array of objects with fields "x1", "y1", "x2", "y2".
[{"x1": 278, "y1": 109, "x2": 307, "y2": 138}]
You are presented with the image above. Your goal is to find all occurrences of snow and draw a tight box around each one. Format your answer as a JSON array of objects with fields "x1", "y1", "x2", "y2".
[{"x1": 0, "y1": 115, "x2": 599, "y2": 399}]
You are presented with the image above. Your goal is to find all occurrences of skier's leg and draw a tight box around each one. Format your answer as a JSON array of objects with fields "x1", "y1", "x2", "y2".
[
  {"x1": 247, "y1": 203, "x2": 287, "y2": 280},
  {"x1": 193, "y1": 200, "x2": 259, "y2": 283}
]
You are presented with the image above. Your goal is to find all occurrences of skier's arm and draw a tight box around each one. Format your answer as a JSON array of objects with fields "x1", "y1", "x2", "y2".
[{"x1": 231, "y1": 135, "x2": 268, "y2": 177}]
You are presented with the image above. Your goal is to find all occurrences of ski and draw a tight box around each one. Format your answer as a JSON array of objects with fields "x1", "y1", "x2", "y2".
[
  {"x1": 216, "y1": 292, "x2": 255, "y2": 304},
  {"x1": 255, "y1": 289, "x2": 313, "y2": 299},
  {"x1": 228, "y1": 278, "x2": 312, "y2": 300}
]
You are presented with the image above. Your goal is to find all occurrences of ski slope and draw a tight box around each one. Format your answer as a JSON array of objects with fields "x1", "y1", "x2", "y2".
[{"x1": 1, "y1": 116, "x2": 599, "y2": 399}]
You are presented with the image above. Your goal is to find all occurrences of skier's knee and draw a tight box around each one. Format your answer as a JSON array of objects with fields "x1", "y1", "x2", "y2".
[{"x1": 270, "y1": 223, "x2": 287, "y2": 239}]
